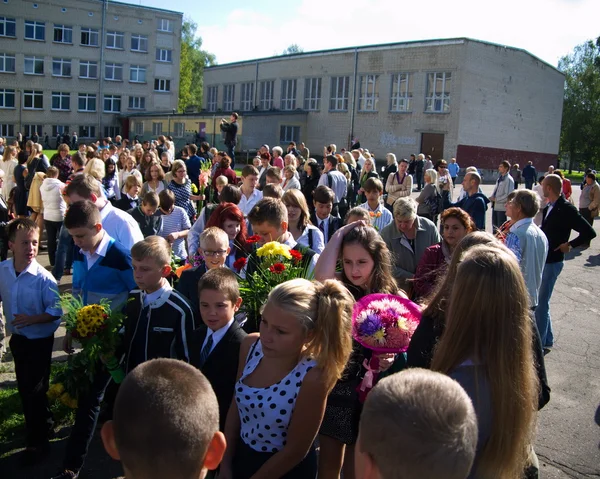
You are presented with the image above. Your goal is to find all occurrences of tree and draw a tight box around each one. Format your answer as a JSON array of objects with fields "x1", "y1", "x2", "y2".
[
  {"x1": 282, "y1": 44, "x2": 304, "y2": 55},
  {"x1": 559, "y1": 37, "x2": 600, "y2": 172},
  {"x1": 178, "y1": 18, "x2": 216, "y2": 112}
]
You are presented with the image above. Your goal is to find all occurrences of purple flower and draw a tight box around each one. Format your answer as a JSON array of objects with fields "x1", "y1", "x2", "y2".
[{"x1": 358, "y1": 313, "x2": 382, "y2": 336}]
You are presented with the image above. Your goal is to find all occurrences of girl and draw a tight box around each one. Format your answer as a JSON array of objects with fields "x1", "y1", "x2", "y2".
[
  {"x1": 0, "y1": 145, "x2": 18, "y2": 198},
  {"x1": 140, "y1": 150, "x2": 157, "y2": 178},
  {"x1": 158, "y1": 189, "x2": 191, "y2": 260},
  {"x1": 342, "y1": 151, "x2": 360, "y2": 207},
  {"x1": 168, "y1": 160, "x2": 201, "y2": 222},
  {"x1": 357, "y1": 157, "x2": 378, "y2": 204},
  {"x1": 415, "y1": 168, "x2": 441, "y2": 222},
  {"x1": 205, "y1": 202, "x2": 249, "y2": 269},
  {"x1": 431, "y1": 245, "x2": 539, "y2": 478},
  {"x1": 118, "y1": 151, "x2": 130, "y2": 171},
  {"x1": 141, "y1": 161, "x2": 169, "y2": 196},
  {"x1": 132, "y1": 146, "x2": 144, "y2": 168},
  {"x1": 385, "y1": 158, "x2": 412, "y2": 211},
  {"x1": 102, "y1": 157, "x2": 121, "y2": 203},
  {"x1": 381, "y1": 153, "x2": 398, "y2": 196},
  {"x1": 221, "y1": 279, "x2": 354, "y2": 479},
  {"x1": 119, "y1": 156, "x2": 143, "y2": 193},
  {"x1": 282, "y1": 189, "x2": 324, "y2": 254},
  {"x1": 160, "y1": 150, "x2": 172, "y2": 176}
]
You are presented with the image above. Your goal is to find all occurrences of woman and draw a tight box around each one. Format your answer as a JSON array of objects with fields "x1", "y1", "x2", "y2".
[
  {"x1": 212, "y1": 153, "x2": 237, "y2": 190},
  {"x1": 102, "y1": 157, "x2": 121, "y2": 202},
  {"x1": 119, "y1": 156, "x2": 143, "y2": 193},
  {"x1": 380, "y1": 197, "x2": 441, "y2": 293},
  {"x1": 84, "y1": 158, "x2": 106, "y2": 181},
  {"x1": 381, "y1": 153, "x2": 398, "y2": 196},
  {"x1": 510, "y1": 163, "x2": 523, "y2": 189},
  {"x1": 168, "y1": 160, "x2": 201, "y2": 222},
  {"x1": 431, "y1": 245, "x2": 539, "y2": 478},
  {"x1": 302, "y1": 160, "x2": 321, "y2": 214},
  {"x1": 555, "y1": 170, "x2": 572, "y2": 201},
  {"x1": 579, "y1": 172, "x2": 600, "y2": 227},
  {"x1": 282, "y1": 165, "x2": 301, "y2": 191},
  {"x1": 221, "y1": 279, "x2": 354, "y2": 479},
  {"x1": 415, "y1": 169, "x2": 441, "y2": 222},
  {"x1": 412, "y1": 207, "x2": 474, "y2": 300},
  {"x1": 13, "y1": 152, "x2": 28, "y2": 218},
  {"x1": 282, "y1": 189, "x2": 324, "y2": 254},
  {"x1": 141, "y1": 161, "x2": 169, "y2": 196},
  {"x1": 25, "y1": 144, "x2": 48, "y2": 229},
  {"x1": 50, "y1": 143, "x2": 73, "y2": 182},
  {"x1": 436, "y1": 159, "x2": 453, "y2": 205},
  {"x1": 342, "y1": 151, "x2": 360, "y2": 207},
  {"x1": 205, "y1": 202, "x2": 249, "y2": 268},
  {"x1": 385, "y1": 158, "x2": 412, "y2": 211},
  {"x1": 357, "y1": 157, "x2": 378, "y2": 204},
  {"x1": 0, "y1": 145, "x2": 18, "y2": 198}
]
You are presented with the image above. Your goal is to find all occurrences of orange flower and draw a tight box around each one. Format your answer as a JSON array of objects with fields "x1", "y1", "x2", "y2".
[{"x1": 175, "y1": 263, "x2": 192, "y2": 278}]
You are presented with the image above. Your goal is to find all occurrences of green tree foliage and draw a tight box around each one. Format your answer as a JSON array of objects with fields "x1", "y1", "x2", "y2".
[
  {"x1": 179, "y1": 18, "x2": 216, "y2": 112},
  {"x1": 559, "y1": 37, "x2": 600, "y2": 171},
  {"x1": 282, "y1": 44, "x2": 304, "y2": 55}
]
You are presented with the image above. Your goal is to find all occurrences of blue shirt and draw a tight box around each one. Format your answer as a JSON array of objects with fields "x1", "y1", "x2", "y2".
[
  {"x1": 0, "y1": 259, "x2": 62, "y2": 339},
  {"x1": 448, "y1": 162, "x2": 460, "y2": 177}
]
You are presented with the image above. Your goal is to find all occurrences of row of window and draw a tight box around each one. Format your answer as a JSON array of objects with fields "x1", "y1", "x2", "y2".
[
  {"x1": 0, "y1": 89, "x2": 156, "y2": 112},
  {"x1": 206, "y1": 72, "x2": 451, "y2": 114},
  {"x1": 0, "y1": 17, "x2": 175, "y2": 43},
  {"x1": 0, "y1": 124, "x2": 122, "y2": 139}
]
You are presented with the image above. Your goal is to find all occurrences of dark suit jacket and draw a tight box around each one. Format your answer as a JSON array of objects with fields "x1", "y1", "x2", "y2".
[
  {"x1": 258, "y1": 166, "x2": 269, "y2": 190},
  {"x1": 175, "y1": 263, "x2": 207, "y2": 314},
  {"x1": 189, "y1": 321, "x2": 247, "y2": 430},
  {"x1": 310, "y1": 213, "x2": 342, "y2": 243}
]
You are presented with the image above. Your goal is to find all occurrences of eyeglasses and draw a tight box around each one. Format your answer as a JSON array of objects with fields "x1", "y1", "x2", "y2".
[{"x1": 203, "y1": 250, "x2": 227, "y2": 257}]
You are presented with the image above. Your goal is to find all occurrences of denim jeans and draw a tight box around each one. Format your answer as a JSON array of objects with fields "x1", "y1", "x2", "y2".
[
  {"x1": 52, "y1": 224, "x2": 74, "y2": 281},
  {"x1": 492, "y1": 210, "x2": 507, "y2": 230},
  {"x1": 226, "y1": 143, "x2": 236, "y2": 168},
  {"x1": 535, "y1": 261, "x2": 564, "y2": 348}
]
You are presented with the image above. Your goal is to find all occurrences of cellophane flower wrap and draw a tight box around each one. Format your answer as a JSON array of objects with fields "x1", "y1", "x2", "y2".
[
  {"x1": 59, "y1": 293, "x2": 126, "y2": 384},
  {"x1": 352, "y1": 293, "x2": 421, "y2": 401},
  {"x1": 197, "y1": 162, "x2": 212, "y2": 210}
]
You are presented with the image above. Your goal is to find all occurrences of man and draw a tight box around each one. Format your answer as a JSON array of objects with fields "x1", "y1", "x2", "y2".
[
  {"x1": 523, "y1": 161, "x2": 537, "y2": 190},
  {"x1": 536, "y1": 174, "x2": 596, "y2": 351},
  {"x1": 114, "y1": 135, "x2": 122, "y2": 146},
  {"x1": 299, "y1": 142, "x2": 310, "y2": 161},
  {"x1": 489, "y1": 160, "x2": 515, "y2": 229},
  {"x1": 43, "y1": 133, "x2": 51, "y2": 149},
  {"x1": 71, "y1": 131, "x2": 78, "y2": 147},
  {"x1": 219, "y1": 113, "x2": 238, "y2": 168},
  {"x1": 448, "y1": 158, "x2": 460, "y2": 187},
  {"x1": 351, "y1": 137, "x2": 361, "y2": 150},
  {"x1": 352, "y1": 149, "x2": 366, "y2": 169},
  {"x1": 448, "y1": 172, "x2": 490, "y2": 230},
  {"x1": 318, "y1": 155, "x2": 347, "y2": 217},
  {"x1": 32, "y1": 131, "x2": 39, "y2": 144},
  {"x1": 185, "y1": 144, "x2": 204, "y2": 189},
  {"x1": 415, "y1": 154, "x2": 425, "y2": 191}
]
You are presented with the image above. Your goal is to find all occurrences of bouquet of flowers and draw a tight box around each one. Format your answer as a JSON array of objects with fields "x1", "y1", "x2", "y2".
[
  {"x1": 198, "y1": 162, "x2": 212, "y2": 210},
  {"x1": 352, "y1": 293, "x2": 421, "y2": 401},
  {"x1": 47, "y1": 353, "x2": 90, "y2": 409},
  {"x1": 237, "y1": 239, "x2": 311, "y2": 332},
  {"x1": 59, "y1": 293, "x2": 126, "y2": 384}
]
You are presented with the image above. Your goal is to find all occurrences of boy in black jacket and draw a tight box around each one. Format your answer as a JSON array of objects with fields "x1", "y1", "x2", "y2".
[{"x1": 127, "y1": 192, "x2": 162, "y2": 238}]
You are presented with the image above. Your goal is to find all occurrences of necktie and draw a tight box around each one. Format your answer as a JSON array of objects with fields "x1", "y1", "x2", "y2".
[
  {"x1": 319, "y1": 220, "x2": 327, "y2": 242},
  {"x1": 198, "y1": 334, "x2": 213, "y2": 367}
]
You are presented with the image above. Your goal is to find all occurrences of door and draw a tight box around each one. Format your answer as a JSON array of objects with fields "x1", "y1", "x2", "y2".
[{"x1": 420, "y1": 133, "x2": 444, "y2": 161}]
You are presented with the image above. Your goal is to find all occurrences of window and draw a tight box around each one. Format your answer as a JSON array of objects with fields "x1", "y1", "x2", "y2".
[
  {"x1": 152, "y1": 122, "x2": 163, "y2": 136},
  {"x1": 0, "y1": 89, "x2": 15, "y2": 108},
  {"x1": 280, "y1": 79, "x2": 297, "y2": 110},
  {"x1": 390, "y1": 73, "x2": 413, "y2": 112},
  {"x1": 280, "y1": 125, "x2": 300, "y2": 144},
  {"x1": 78, "y1": 93, "x2": 96, "y2": 112},
  {"x1": 157, "y1": 18, "x2": 173, "y2": 32},
  {"x1": 358, "y1": 74, "x2": 379, "y2": 111},
  {"x1": 25, "y1": 20, "x2": 45, "y2": 41},
  {"x1": 24, "y1": 56, "x2": 44, "y2": 75},
  {"x1": 129, "y1": 65, "x2": 146, "y2": 83},
  {"x1": 0, "y1": 53, "x2": 15, "y2": 73},
  {"x1": 0, "y1": 17, "x2": 16, "y2": 38},
  {"x1": 80, "y1": 28, "x2": 99, "y2": 46},
  {"x1": 128, "y1": 96, "x2": 145, "y2": 110},
  {"x1": 52, "y1": 58, "x2": 72, "y2": 77},
  {"x1": 23, "y1": 125, "x2": 43, "y2": 137},
  {"x1": 53, "y1": 24, "x2": 72, "y2": 44},
  {"x1": 104, "y1": 126, "x2": 121, "y2": 138},
  {"x1": 105, "y1": 63, "x2": 123, "y2": 81},
  {"x1": 206, "y1": 86, "x2": 217, "y2": 112},
  {"x1": 174, "y1": 122, "x2": 185, "y2": 138},
  {"x1": 131, "y1": 34, "x2": 147, "y2": 52},
  {"x1": 23, "y1": 90, "x2": 43, "y2": 109},
  {"x1": 52, "y1": 125, "x2": 70, "y2": 137},
  {"x1": 79, "y1": 126, "x2": 96, "y2": 138},
  {"x1": 52, "y1": 92, "x2": 70, "y2": 111},
  {"x1": 79, "y1": 61, "x2": 98, "y2": 79},
  {"x1": 240, "y1": 82, "x2": 254, "y2": 111},
  {"x1": 134, "y1": 122, "x2": 144, "y2": 135},
  {"x1": 425, "y1": 72, "x2": 451, "y2": 113},
  {"x1": 106, "y1": 31, "x2": 124, "y2": 49},
  {"x1": 0, "y1": 124, "x2": 14, "y2": 137},
  {"x1": 155, "y1": 48, "x2": 172, "y2": 62},
  {"x1": 304, "y1": 78, "x2": 321, "y2": 110},
  {"x1": 260, "y1": 80, "x2": 274, "y2": 110},
  {"x1": 223, "y1": 84, "x2": 235, "y2": 111},
  {"x1": 330, "y1": 76, "x2": 349, "y2": 111},
  {"x1": 103, "y1": 95, "x2": 121, "y2": 113},
  {"x1": 154, "y1": 79, "x2": 170, "y2": 92}
]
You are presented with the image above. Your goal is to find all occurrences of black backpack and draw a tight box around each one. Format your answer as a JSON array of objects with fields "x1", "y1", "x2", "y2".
[{"x1": 425, "y1": 188, "x2": 444, "y2": 216}]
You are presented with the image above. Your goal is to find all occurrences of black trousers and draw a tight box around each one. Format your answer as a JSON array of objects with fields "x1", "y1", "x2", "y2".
[
  {"x1": 579, "y1": 207, "x2": 593, "y2": 227},
  {"x1": 232, "y1": 440, "x2": 317, "y2": 479},
  {"x1": 44, "y1": 219, "x2": 63, "y2": 266},
  {"x1": 10, "y1": 334, "x2": 55, "y2": 447}
]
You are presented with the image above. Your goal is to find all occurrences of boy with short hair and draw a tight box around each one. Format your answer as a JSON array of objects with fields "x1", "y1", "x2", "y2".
[
  {"x1": 359, "y1": 177, "x2": 393, "y2": 231},
  {"x1": 265, "y1": 166, "x2": 282, "y2": 186},
  {"x1": 158, "y1": 189, "x2": 191, "y2": 260},
  {"x1": 189, "y1": 269, "x2": 247, "y2": 430},
  {"x1": 238, "y1": 165, "x2": 263, "y2": 216},
  {"x1": 262, "y1": 184, "x2": 283, "y2": 199},
  {"x1": 310, "y1": 185, "x2": 342, "y2": 243},
  {"x1": 115, "y1": 175, "x2": 142, "y2": 212},
  {"x1": 215, "y1": 175, "x2": 228, "y2": 194},
  {"x1": 101, "y1": 359, "x2": 226, "y2": 479},
  {"x1": 127, "y1": 192, "x2": 162, "y2": 238},
  {"x1": 355, "y1": 368, "x2": 478, "y2": 479},
  {"x1": 0, "y1": 219, "x2": 62, "y2": 464}
]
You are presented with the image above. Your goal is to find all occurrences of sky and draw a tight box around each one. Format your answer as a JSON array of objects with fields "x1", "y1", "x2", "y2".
[{"x1": 133, "y1": 0, "x2": 599, "y2": 68}]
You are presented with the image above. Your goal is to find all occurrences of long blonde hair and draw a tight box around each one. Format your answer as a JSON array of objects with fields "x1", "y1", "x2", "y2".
[
  {"x1": 27, "y1": 143, "x2": 42, "y2": 165},
  {"x1": 282, "y1": 189, "x2": 311, "y2": 230},
  {"x1": 431, "y1": 246, "x2": 538, "y2": 478},
  {"x1": 266, "y1": 279, "x2": 353, "y2": 388}
]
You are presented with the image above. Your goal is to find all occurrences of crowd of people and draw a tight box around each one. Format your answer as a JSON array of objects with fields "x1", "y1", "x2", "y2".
[{"x1": 0, "y1": 125, "x2": 598, "y2": 479}]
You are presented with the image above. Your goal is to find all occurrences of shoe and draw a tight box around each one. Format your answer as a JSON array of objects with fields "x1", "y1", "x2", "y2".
[
  {"x1": 19, "y1": 442, "x2": 50, "y2": 467},
  {"x1": 51, "y1": 469, "x2": 79, "y2": 479},
  {"x1": 543, "y1": 346, "x2": 552, "y2": 355}
]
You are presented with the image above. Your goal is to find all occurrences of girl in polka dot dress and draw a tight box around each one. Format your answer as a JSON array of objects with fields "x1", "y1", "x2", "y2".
[{"x1": 220, "y1": 278, "x2": 354, "y2": 479}]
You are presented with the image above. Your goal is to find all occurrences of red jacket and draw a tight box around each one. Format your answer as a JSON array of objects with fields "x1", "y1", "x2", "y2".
[
  {"x1": 212, "y1": 167, "x2": 238, "y2": 188},
  {"x1": 412, "y1": 243, "x2": 449, "y2": 300}
]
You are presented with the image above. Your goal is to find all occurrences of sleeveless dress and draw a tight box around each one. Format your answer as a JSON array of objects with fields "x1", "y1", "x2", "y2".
[{"x1": 232, "y1": 340, "x2": 318, "y2": 479}]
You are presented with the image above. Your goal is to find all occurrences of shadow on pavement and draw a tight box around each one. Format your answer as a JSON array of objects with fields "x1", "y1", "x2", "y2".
[{"x1": 584, "y1": 254, "x2": 600, "y2": 267}]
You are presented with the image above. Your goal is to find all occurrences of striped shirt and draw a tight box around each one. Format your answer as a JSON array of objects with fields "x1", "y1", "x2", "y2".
[{"x1": 160, "y1": 206, "x2": 191, "y2": 259}]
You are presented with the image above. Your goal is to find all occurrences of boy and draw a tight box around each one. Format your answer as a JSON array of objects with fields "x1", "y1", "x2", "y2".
[
  {"x1": 158, "y1": 189, "x2": 191, "y2": 260},
  {"x1": 124, "y1": 236, "x2": 196, "y2": 374},
  {"x1": 359, "y1": 178, "x2": 393, "y2": 231},
  {"x1": 127, "y1": 192, "x2": 162, "y2": 238},
  {"x1": 189, "y1": 269, "x2": 247, "y2": 430},
  {"x1": 310, "y1": 185, "x2": 342, "y2": 243},
  {"x1": 318, "y1": 154, "x2": 347, "y2": 217},
  {"x1": 262, "y1": 183, "x2": 283, "y2": 199},
  {"x1": 0, "y1": 219, "x2": 62, "y2": 465},
  {"x1": 101, "y1": 359, "x2": 226, "y2": 479},
  {"x1": 265, "y1": 166, "x2": 282, "y2": 187},
  {"x1": 177, "y1": 227, "x2": 230, "y2": 313},
  {"x1": 215, "y1": 175, "x2": 228, "y2": 195},
  {"x1": 355, "y1": 369, "x2": 478, "y2": 479},
  {"x1": 238, "y1": 165, "x2": 263, "y2": 216},
  {"x1": 115, "y1": 175, "x2": 142, "y2": 212}
]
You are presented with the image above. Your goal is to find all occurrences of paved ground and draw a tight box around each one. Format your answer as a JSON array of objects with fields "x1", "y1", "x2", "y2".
[{"x1": 0, "y1": 182, "x2": 599, "y2": 478}]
